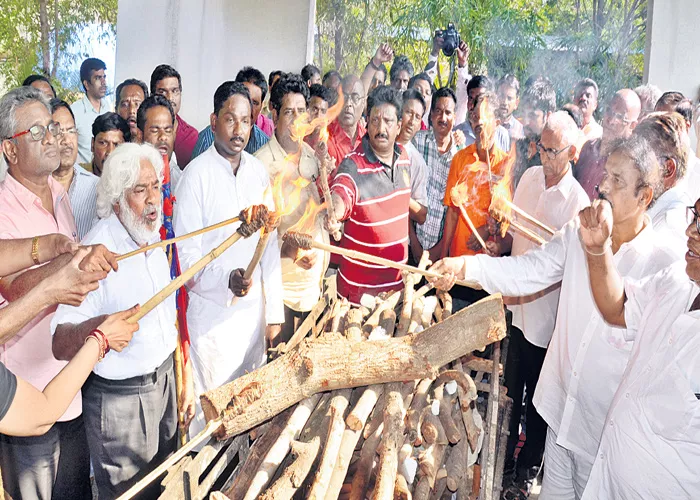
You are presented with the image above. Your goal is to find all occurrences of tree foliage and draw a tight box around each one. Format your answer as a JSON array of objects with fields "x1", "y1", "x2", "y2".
[
  {"x1": 315, "y1": 0, "x2": 646, "y2": 103},
  {"x1": 0, "y1": 0, "x2": 116, "y2": 90}
]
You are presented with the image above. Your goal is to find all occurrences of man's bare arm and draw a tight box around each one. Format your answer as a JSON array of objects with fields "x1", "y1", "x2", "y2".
[
  {"x1": 0, "y1": 234, "x2": 77, "y2": 277},
  {"x1": 0, "y1": 253, "x2": 72, "y2": 302},
  {"x1": 409, "y1": 200, "x2": 427, "y2": 224},
  {"x1": 52, "y1": 316, "x2": 107, "y2": 361}
]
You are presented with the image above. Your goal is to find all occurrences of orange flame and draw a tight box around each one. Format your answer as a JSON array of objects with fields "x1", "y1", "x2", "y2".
[
  {"x1": 289, "y1": 86, "x2": 344, "y2": 146},
  {"x1": 269, "y1": 161, "x2": 311, "y2": 218},
  {"x1": 488, "y1": 145, "x2": 517, "y2": 237},
  {"x1": 288, "y1": 197, "x2": 326, "y2": 235}
]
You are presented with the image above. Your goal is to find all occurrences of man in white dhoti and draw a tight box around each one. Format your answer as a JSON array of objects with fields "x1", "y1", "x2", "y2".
[{"x1": 174, "y1": 81, "x2": 284, "y2": 437}]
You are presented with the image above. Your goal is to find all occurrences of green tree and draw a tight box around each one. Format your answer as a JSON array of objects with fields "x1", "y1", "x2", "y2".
[{"x1": 0, "y1": 0, "x2": 116, "y2": 90}]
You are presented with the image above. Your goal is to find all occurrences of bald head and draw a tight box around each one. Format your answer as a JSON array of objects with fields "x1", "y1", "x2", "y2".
[
  {"x1": 540, "y1": 111, "x2": 580, "y2": 184},
  {"x1": 602, "y1": 89, "x2": 641, "y2": 143}
]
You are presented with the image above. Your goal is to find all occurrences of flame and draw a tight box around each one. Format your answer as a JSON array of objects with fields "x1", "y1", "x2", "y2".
[
  {"x1": 288, "y1": 197, "x2": 326, "y2": 235},
  {"x1": 289, "y1": 86, "x2": 344, "y2": 145},
  {"x1": 270, "y1": 161, "x2": 311, "y2": 218},
  {"x1": 488, "y1": 145, "x2": 517, "y2": 237}
]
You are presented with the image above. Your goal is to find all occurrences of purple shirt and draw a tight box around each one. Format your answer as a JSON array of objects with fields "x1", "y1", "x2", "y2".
[
  {"x1": 256, "y1": 114, "x2": 274, "y2": 138},
  {"x1": 174, "y1": 114, "x2": 198, "y2": 168},
  {"x1": 574, "y1": 139, "x2": 604, "y2": 201}
]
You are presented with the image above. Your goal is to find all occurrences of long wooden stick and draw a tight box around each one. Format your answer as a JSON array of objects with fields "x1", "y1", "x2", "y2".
[
  {"x1": 285, "y1": 233, "x2": 481, "y2": 289},
  {"x1": 503, "y1": 198, "x2": 555, "y2": 235},
  {"x1": 116, "y1": 419, "x2": 221, "y2": 500},
  {"x1": 127, "y1": 230, "x2": 245, "y2": 324},
  {"x1": 509, "y1": 220, "x2": 546, "y2": 245},
  {"x1": 116, "y1": 216, "x2": 241, "y2": 262},
  {"x1": 174, "y1": 341, "x2": 186, "y2": 446},
  {"x1": 456, "y1": 204, "x2": 488, "y2": 251},
  {"x1": 243, "y1": 228, "x2": 271, "y2": 280}
]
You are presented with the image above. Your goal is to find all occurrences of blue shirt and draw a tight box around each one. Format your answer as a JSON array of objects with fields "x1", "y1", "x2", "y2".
[{"x1": 191, "y1": 124, "x2": 269, "y2": 160}]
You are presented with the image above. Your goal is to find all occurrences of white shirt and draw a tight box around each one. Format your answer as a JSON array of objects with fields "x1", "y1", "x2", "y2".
[
  {"x1": 464, "y1": 218, "x2": 679, "y2": 461},
  {"x1": 647, "y1": 183, "x2": 690, "y2": 259},
  {"x1": 507, "y1": 165, "x2": 590, "y2": 348},
  {"x1": 173, "y1": 145, "x2": 284, "y2": 436},
  {"x1": 403, "y1": 141, "x2": 428, "y2": 206},
  {"x1": 66, "y1": 164, "x2": 99, "y2": 241},
  {"x1": 70, "y1": 94, "x2": 113, "y2": 164},
  {"x1": 582, "y1": 262, "x2": 700, "y2": 499},
  {"x1": 684, "y1": 154, "x2": 700, "y2": 202},
  {"x1": 50, "y1": 214, "x2": 177, "y2": 379}
]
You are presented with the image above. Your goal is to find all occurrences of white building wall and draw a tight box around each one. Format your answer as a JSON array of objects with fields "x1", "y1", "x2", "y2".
[{"x1": 115, "y1": 0, "x2": 316, "y2": 130}]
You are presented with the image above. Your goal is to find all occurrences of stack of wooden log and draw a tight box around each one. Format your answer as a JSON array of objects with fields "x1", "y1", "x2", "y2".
[{"x1": 155, "y1": 257, "x2": 510, "y2": 500}]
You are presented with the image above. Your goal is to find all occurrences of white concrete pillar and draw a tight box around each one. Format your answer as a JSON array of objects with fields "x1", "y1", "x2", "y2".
[{"x1": 114, "y1": 0, "x2": 317, "y2": 129}]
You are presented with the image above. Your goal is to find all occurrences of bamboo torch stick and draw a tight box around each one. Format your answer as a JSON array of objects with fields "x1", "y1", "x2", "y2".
[
  {"x1": 502, "y1": 199, "x2": 556, "y2": 235},
  {"x1": 126, "y1": 207, "x2": 267, "y2": 324},
  {"x1": 455, "y1": 203, "x2": 488, "y2": 252},
  {"x1": 508, "y1": 220, "x2": 546, "y2": 245},
  {"x1": 282, "y1": 232, "x2": 482, "y2": 290},
  {"x1": 315, "y1": 142, "x2": 341, "y2": 241},
  {"x1": 116, "y1": 215, "x2": 241, "y2": 262}
]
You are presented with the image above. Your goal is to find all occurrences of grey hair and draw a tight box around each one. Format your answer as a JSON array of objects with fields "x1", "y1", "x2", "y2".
[
  {"x1": 607, "y1": 135, "x2": 663, "y2": 208},
  {"x1": 0, "y1": 86, "x2": 51, "y2": 141},
  {"x1": 96, "y1": 142, "x2": 164, "y2": 219},
  {"x1": 634, "y1": 83, "x2": 662, "y2": 112},
  {"x1": 544, "y1": 111, "x2": 580, "y2": 150}
]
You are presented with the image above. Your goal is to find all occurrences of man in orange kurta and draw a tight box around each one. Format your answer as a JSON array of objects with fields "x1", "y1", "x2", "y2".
[{"x1": 442, "y1": 92, "x2": 512, "y2": 258}]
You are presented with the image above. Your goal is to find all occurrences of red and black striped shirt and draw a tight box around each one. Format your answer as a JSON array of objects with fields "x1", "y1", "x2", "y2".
[{"x1": 330, "y1": 135, "x2": 412, "y2": 305}]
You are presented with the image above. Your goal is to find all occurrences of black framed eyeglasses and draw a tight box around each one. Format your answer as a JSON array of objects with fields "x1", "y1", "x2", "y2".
[
  {"x1": 688, "y1": 206, "x2": 700, "y2": 234},
  {"x1": 537, "y1": 142, "x2": 570, "y2": 158},
  {"x1": 6, "y1": 121, "x2": 61, "y2": 141}
]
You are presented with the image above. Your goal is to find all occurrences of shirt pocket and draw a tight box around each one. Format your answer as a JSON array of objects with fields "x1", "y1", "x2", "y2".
[{"x1": 640, "y1": 360, "x2": 700, "y2": 441}]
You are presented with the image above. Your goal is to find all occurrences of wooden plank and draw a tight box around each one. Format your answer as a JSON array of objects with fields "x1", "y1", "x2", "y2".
[
  {"x1": 190, "y1": 435, "x2": 247, "y2": 500},
  {"x1": 216, "y1": 438, "x2": 251, "y2": 495},
  {"x1": 479, "y1": 342, "x2": 501, "y2": 500},
  {"x1": 159, "y1": 455, "x2": 192, "y2": 500}
]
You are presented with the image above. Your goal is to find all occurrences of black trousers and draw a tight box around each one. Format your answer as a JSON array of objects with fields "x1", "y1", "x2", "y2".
[
  {"x1": 0, "y1": 415, "x2": 91, "y2": 500},
  {"x1": 504, "y1": 325, "x2": 548, "y2": 475}
]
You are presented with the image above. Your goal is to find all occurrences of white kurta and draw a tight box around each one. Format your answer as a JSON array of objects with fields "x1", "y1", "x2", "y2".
[
  {"x1": 173, "y1": 145, "x2": 284, "y2": 437},
  {"x1": 463, "y1": 218, "x2": 679, "y2": 463},
  {"x1": 582, "y1": 262, "x2": 700, "y2": 499},
  {"x1": 50, "y1": 214, "x2": 177, "y2": 379},
  {"x1": 507, "y1": 165, "x2": 590, "y2": 348}
]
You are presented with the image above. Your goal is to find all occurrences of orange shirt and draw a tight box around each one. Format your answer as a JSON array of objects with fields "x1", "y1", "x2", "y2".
[{"x1": 443, "y1": 143, "x2": 511, "y2": 257}]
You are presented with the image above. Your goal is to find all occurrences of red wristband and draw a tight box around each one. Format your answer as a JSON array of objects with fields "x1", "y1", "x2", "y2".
[{"x1": 92, "y1": 329, "x2": 110, "y2": 354}]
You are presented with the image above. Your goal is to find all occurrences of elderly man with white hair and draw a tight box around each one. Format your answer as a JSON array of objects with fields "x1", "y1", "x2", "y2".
[
  {"x1": 490, "y1": 111, "x2": 591, "y2": 497},
  {"x1": 51, "y1": 142, "x2": 195, "y2": 499}
]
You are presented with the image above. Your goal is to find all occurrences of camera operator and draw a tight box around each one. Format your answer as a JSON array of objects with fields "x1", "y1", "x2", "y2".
[{"x1": 425, "y1": 28, "x2": 471, "y2": 126}]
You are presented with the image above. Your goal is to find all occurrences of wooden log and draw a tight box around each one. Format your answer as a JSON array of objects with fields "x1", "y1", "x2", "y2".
[
  {"x1": 435, "y1": 385, "x2": 461, "y2": 445},
  {"x1": 258, "y1": 437, "x2": 321, "y2": 500},
  {"x1": 420, "y1": 410, "x2": 442, "y2": 446},
  {"x1": 394, "y1": 474, "x2": 412, "y2": 500},
  {"x1": 345, "y1": 307, "x2": 364, "y2": 342},
  {"x1": 200, "y1": 295, "x2": 506, "y2": 440},
  {"x1": 429, "y1": 476, "x2": 447, "y2": 500},
  {"x1": 452, "y1": 364, "x2": 480, "y2": 453},
  {"x1": 407, "y1": 379, "x2": 433, "y2": 445},
  {"x1": 346, "y1": 385, "x2": 385, "y2": 431},
  {"x1": 307, "y1": 389, "x2": 352, "y2": 500},
  {"x1": 479, "y1": 342, "x2": 501, "y2": 500},
  {"x1": 446, "y1": 409, "x2": 468, "y2": 493},
  {"x1": 115, "y1": 215, "x2": 241, "y2": 262},
  {"x1": 462, "y1": 355, "x2": 503, "y2": 376},
  {"x1": 186, "y1": 434, "x2": 247, "y2": 500},
  {"x1": 350, "y1": 423, "x2": 382, "y2": 500},
  {"x1": 243, "y1": 395, "x2": 322, "y2": 500},
  {"x1": 331, "y1": 298, "x2": 350, "y2": 335},
  {"x1": 438, "y1": 291, "x2": 452, "y2": 322},
  {"x1": 413, "y1": 476, "x2": 431, "y2": 500},
  {"x1": 371, "y1": 389, "x2": 406, "y2": 500},
  {"x1": 223, "y1": 409, "x2": 293, "y2": 499},
  {"x1": 418, "y1": 417, "x2": 448, "y2": 487}
]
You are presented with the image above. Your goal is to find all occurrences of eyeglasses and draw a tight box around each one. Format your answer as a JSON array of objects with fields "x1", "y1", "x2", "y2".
[
  {"x1": 58, "y1": 127, "x2": 77, "y2": 136},
  {"x1": 687, "y1": 206, "x2": 700, "y2": 234},
  {"x1": 537, "y1": 143, "x2": 570, "y2": 158},
  {"x1": 346, "y1": 93, "x2": 365, "y2": 105},
  {"x1": 605, "y1": 109, "x2": 633, "y2": 124},
  {"x1": 6, "y1": 121, "x2": 61, "y2": 141}
]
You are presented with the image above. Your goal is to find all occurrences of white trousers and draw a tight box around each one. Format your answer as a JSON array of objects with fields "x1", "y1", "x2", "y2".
[{"x1": 539, "y1": 426, "x2": 594, "y2": 500}]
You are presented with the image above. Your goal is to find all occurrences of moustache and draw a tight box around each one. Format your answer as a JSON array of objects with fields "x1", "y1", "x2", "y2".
[
  {"x1": 374, "y1": 133, "x2": 389, "y2": 140},
  {"x1": 230, "y1": 136, "x2": 245, "y2": 143}
]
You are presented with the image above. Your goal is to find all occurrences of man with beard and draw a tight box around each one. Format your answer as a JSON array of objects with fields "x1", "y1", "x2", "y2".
[
  {"x1": 577, "y1": 196, "x2": 700, "y2": 499},
  {"x1": 174, "y1": 81, "x2": 283, "y2": 438},
  {"x1": 429, "y1": 135, "x2": 678, "y2": 499},
  {"x1": 0, "y1": 86, "x2": 94, "y2": 499},
  {"x1": 497, "y1": 74, "x2": 524, "y2": 141},
  {"x1": 304, "y1": 83, "x2": 337, "y2": 150},
  {"x1": 328, "y1": 85, "x2": 411, "y2": 304},
  {"x1": 52, "y1": 143, "x2": 195, "y2": 498},
  {"x1": 83, "y1": 112, "x2": 131, "y2": 177},
  {"x1": 575, "y1": 89, "x2": 641, "y2": 201},
  {"x1": 511, "y1": 77, "x2": 557, "y2": 189},
  {"x1": 413, "y1": 87, "x2": 464, "y2": 262},
  {"x1": 327, "y1": 75, "x2": 367, "y2": 166},
  {"x1": 71, "y1": 58, "x2": 111, "y2": 164},
  {"x1": 115, "y1": 78, "x2": 148, "y2": 140},
  {"x1": 151, "y1": 64, "x2": 198, "y2": 168},
  {"x1": 137, "y1": 95, "x2": 183, "y2": 189},
  {"x1": 50, "y1": 99, "x2": 99, "y2": 240},
  {"x1": 574, "y1": 78, "x2": 603, "y2": 142}
]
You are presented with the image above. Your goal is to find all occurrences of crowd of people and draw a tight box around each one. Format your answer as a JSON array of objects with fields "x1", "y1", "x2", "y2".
[{"x1": 0, "y1": 30, "x2": 699, "y2": 500}]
